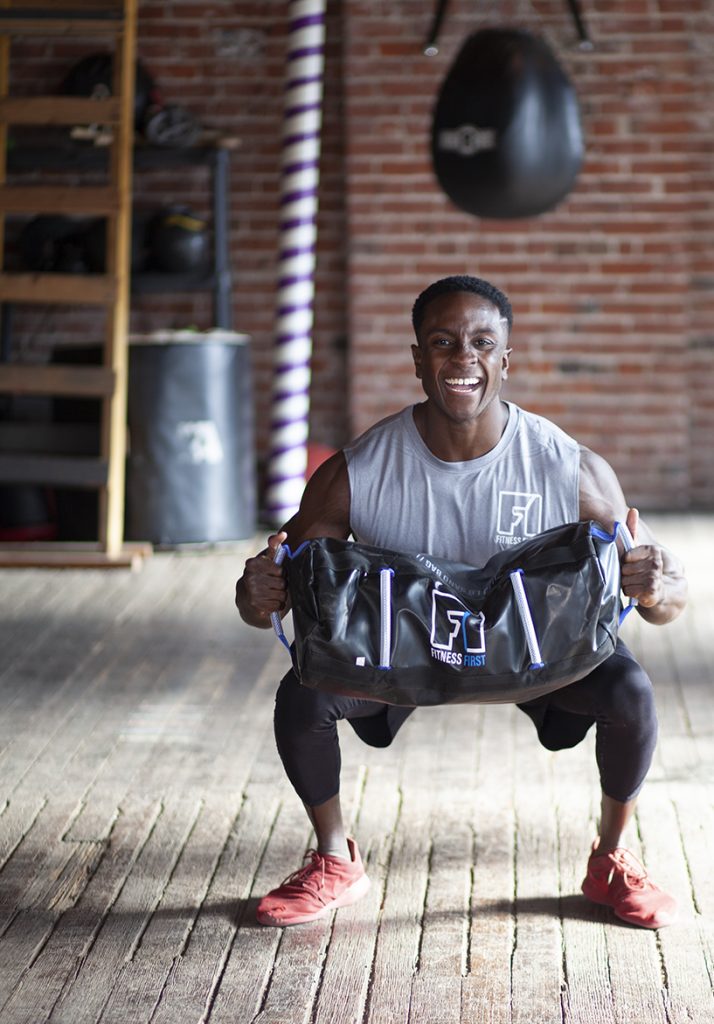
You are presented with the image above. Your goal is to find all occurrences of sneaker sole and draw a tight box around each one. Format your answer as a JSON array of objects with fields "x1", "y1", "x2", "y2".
[
  {"x1": 613, "y1": 906, "x2": 677, "y2": 929},
  {"x1": 256, "y1": 872, "x2": 371, "y2": 927},
  {"x1": 582, "y1": 880, "x2": 677, "y2": 929}
]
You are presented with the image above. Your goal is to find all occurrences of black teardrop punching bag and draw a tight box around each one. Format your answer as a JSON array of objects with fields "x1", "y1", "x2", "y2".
[{"x1": 431, "y1": 28, "x2": 584, "y2": 219}]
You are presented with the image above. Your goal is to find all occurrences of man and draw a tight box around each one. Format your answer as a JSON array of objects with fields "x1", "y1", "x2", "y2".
[{"x1": 235, "y1": 275, "x2": 687, "y2": 929}]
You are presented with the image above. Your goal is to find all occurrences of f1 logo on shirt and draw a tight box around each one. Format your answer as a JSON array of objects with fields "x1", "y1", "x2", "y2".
[{"x1": 497, "y1": 491, "x2": 543, "y2": 538}]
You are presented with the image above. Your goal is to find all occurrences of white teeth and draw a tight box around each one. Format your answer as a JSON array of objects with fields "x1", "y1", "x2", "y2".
[{"x1": 445, "y1": 378, "x2": 480, "y2": 386}]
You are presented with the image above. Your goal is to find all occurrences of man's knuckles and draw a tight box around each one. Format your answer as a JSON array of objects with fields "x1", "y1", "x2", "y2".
[
  {"x1": 246, "y1": 577, "x2": 286, "y2": 601},
  {"x1": 623, "y1": 569, "x2": 664, "y2": 605},
  {"x1": 624, "y1": 544, "x2": 662, "y2": 565}
]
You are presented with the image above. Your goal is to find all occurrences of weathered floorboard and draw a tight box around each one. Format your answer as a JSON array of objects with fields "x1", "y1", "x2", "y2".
[{"x1": 0, "y1": 796, "x2": 162, "y2": 1024}]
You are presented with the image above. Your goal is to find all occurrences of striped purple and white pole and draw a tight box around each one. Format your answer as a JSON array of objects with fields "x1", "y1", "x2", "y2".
[{"x1": 265, "y1": 0, "x2": 327, "y2": 526}]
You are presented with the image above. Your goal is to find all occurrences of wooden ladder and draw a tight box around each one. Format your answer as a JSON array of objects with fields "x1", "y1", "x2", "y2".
[{"x1": 0, "y1": 0, "x2": 150, "y2": 569}]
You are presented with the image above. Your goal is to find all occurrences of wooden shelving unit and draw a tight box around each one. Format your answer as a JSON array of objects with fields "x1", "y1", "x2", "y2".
[
  {"x1": 5, "y1": 138, "x2": 235, "y2": 326},
  {"x1": 0, "y1": 1, "x2": 151, "y2": 568}
]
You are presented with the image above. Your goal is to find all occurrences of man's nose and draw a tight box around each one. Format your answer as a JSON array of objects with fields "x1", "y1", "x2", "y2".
[{"x1": 451, "y1": 342, "x2": 479, "y2": 364}]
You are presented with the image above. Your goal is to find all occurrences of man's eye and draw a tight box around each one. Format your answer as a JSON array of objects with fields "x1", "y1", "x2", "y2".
[
  {"x1": 476, "y1": 338, "x2": 494, "y2": 348},
  {"x1": 434, "y1": 337, "x2": 451, "y2": 346}
]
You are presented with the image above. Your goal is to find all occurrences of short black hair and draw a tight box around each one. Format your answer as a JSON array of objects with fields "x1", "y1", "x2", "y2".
[{"x1": 411, "y1": 275, "x2": 513, "y2": 336}]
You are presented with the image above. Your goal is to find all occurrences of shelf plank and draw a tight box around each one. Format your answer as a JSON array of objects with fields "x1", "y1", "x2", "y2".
[
  {"x1": 0, "y1": 364, "x2": 114, "y2": 398},
  {"x1": 6, "y1": 143, "x2": 222, "y2": 175},
  {"x1": 0, "y1": 543, "x2": 151, "y2": 571},
  {"x1": 0, "y1": 453, "x2": 108, "y2": 487},
  {"x1": 0, "y1": 17, "x2": 122, "y2": 37},
  {"x1": 0, "y1": 421, "x2": 99, "y2": 455},
  {"x1": 0, "y1": 97, "x2": 120, "y2": 126},
  {"x1": 0, "y1": 185, "x2": 118, "y2": 215},
  {"x1": 131, "y1": 271, "x2": 214, "y2": 295},
  {"x1": 0, "y1": 1, "x2": 121, "y2": 8},
  {"x1": 0, "y1": 272, "x2": 116, "y2": 304}
]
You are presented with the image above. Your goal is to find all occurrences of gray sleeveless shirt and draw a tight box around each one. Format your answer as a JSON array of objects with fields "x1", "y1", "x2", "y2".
[{"x1": 344, "y1": 402, "x2": 580, "y2": 566}]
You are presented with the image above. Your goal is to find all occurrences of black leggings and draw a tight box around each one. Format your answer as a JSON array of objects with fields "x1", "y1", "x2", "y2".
[{"x1": 273, "y1": 640, "x2": 657, "y2": 807}]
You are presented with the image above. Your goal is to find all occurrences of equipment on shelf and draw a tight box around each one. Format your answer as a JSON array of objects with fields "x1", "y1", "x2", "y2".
[
  {"x1": 60, "y1": 52, "x2": 202, "y2": 148},
  {"x1": 20, "y1": 205, "x2": 209, "y2": 277},
  {"x1": 60, "y1": 52, "x2": 155, "y2": 131},
  {"x1": 146, "y1": 205, "x2": 209, "y2": 273},
  {"x1": 18, "y1": 215, "x2": 92, "y2": 273},
  {"x1": 143, "y1": 104, "x2": 202, "y2": 148}
]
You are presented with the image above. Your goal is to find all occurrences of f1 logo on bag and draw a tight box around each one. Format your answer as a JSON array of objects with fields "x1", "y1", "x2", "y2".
[
  {"x1": 496, "y1": 491, "x2": 542, "y2": 544},
  {"x1": 430, "y1": 584, "x2": 486, "y2": 668}
]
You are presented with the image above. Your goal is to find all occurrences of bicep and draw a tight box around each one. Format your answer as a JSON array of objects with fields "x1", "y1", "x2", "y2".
[
  {"x1": 281, "y1": 451, "x2": 352, "y2": 547},
  {"x1": 578, "y1": 446, "x2": 629, "y2": 529},
  {"x1": 578, "y1": 447, "x2": 679, "y2": 564}
]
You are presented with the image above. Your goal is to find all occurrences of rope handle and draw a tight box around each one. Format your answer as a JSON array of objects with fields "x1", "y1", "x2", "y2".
[
  {"x1": 509, "y1": 569, "x2": 545, "y2": 669},
  {"x1": 378, "y1": 567, "x2": 395, "y2": 669},
  {"x1": 270, "y1": 543, "x2": 292, "y2": 652},
  {"x1": 615, "y1": 521, "x2": 639, "y2": 622}
]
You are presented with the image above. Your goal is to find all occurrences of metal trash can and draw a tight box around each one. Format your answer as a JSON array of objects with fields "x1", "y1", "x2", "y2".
[{"x1": 126, "y1": 329, "x2": 256, "y2": 544}]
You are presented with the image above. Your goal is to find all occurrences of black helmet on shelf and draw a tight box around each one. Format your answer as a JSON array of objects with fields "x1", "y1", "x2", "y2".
[
  {"x1": 146, "y1": 206, "x2": 209, "y2": 273},
  {"x1": 60, "y1": 52, "x2": 156, "y2": 130}
]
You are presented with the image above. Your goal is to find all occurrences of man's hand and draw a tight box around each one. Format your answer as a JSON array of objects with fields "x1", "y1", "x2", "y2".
[
  {"x1": 235, "y1": 531, "x2": 289, "y2": 628},
  {"x1": 579, "y1": 448, "x2": 687, "y2": 625},
  {"x1": 621, "y1": 507, "x2": 666, "y2": 609}
]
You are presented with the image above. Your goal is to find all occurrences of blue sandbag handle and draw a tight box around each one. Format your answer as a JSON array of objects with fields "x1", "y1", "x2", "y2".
[
  {"x1": 270, "y1": 543, "x2": 292, "y2": 652},
  {"x1": 616, "y1": 521, "x2": 638, "y2": 623}
]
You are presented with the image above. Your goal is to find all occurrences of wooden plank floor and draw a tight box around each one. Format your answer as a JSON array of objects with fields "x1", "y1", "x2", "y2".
[{"x1": 0, "y1": 516, "x2": 712, "y2": 1024}]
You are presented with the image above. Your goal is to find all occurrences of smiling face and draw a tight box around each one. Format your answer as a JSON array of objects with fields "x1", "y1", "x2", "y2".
[{"x1": 411, "y1": 290, "x2": 512, "y2": 428}]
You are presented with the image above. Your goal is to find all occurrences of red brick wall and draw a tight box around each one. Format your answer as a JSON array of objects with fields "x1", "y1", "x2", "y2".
[
  {"x1": 685, "y1": 2, "x2": 714, "y2": 509},
  {"x1": 5, "y1": 0, "x2": 714, "y2": 509},
  {"x1": 343, "y1": 0, "x2": 714, "y2": 510}
]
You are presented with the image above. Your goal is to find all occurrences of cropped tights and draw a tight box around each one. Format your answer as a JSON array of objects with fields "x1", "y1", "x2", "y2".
[{"x1": 272, "y1": 640, "x2": 657, "y2": 807}]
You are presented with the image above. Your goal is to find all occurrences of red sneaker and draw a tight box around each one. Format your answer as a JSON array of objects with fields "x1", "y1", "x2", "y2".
[
  {"x1": 256, "y1": 837, "x2": 370, "y2": 926},
  {"x1": 581, "y1": 842, "x2": 677, "y2": 929}
]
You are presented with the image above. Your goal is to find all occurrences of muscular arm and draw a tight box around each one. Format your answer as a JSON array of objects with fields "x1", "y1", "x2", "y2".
[
  {"x1": 579, "y1": 446, "x2": 687, "y2": 625},
  {"x1": 234, "y1": 451, "x2": 351, "y2": 628}
]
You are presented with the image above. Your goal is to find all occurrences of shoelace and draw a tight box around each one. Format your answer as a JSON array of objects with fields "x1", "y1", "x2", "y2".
[
  {"x1": 277, "y1": 850, "x2": 328, "y2": 899},
  {"x1": 605, "y1": 849, "x2": 649, "y2": 892}
]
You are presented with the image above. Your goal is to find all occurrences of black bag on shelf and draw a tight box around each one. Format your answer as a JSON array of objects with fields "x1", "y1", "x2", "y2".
[{"x1": 278, "y1": 520, "x2": 634, "y2": 707}]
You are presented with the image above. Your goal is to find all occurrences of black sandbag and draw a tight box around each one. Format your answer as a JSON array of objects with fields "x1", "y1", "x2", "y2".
[
  {"x1": 285, "y1": 521, "x2": 624, "y2": 706},
  {"x1": 431, "y1": 28, "x2": 583, "y2": 219}
]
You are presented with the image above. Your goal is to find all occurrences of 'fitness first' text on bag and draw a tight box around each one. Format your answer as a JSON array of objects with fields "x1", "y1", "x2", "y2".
[{"x1": 416, "y1": 557, "x2": 486, "y2": 668}]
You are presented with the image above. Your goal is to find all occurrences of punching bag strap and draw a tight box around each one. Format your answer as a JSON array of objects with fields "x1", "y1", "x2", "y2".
[
  {"x1": 564, "y1": 0, "x2": 594, "y2": 51},
  {"x1": 423, "y1": 0, "x2": 451, "y2": 56}
]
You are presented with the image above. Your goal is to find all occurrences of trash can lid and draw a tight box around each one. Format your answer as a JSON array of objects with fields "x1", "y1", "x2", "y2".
[{"x1": 129, "y1": 329, "x2": 250, "y2": 346}]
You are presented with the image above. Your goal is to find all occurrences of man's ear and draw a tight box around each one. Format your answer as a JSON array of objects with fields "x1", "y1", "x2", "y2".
[
  {"x1": 411, "y1": 343, "x2": 422, "y2": 379},
  {"x1": 502, "y1": 347, "x2": 512, "y2": 380}
]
